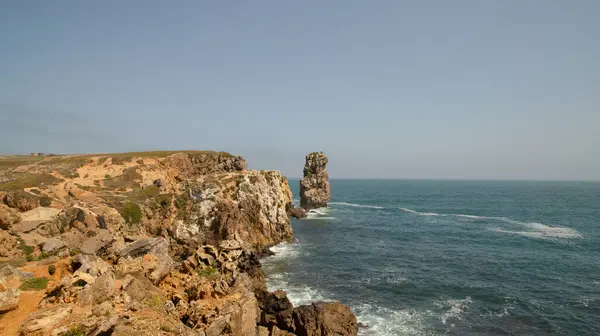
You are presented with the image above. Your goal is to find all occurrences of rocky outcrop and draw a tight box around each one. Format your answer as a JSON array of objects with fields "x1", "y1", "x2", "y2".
[
  {"x1": 299, "y1": 152, "x2": 330, "y2": 210},
  {"x1": 288, "y1": 206, "x2": 307, "y2": 219},
  {"x1": 293, "y1": 302, "x2": 358, "y2": 336},
  {"x1": 0, "y1": 288, "x2": 20, "y2": 313},
  {"x1": 181, "y1": 170, "x2": 294, "y2": 251},
  {"x1": 0, "y1": 151, "x2": 359, "y2": 336},
  {"x1": 0, "y1": 204, "x2": 20, "y2": 230}
]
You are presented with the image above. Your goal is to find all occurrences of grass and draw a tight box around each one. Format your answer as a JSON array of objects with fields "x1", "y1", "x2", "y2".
[
  {"x1": 160, "y1": 325, "x2": 173, "y2": 332},
  {"x1": 19, "y1": 277, "x2": 49, "y2": 290},
  {"x1": 145, "y1": 294, "x2": 163, "y2": 309},
  {"x1": 103, "y1": 167, "x2": 142, "y2": 189},
  {"x1": 197, "y1": 263, "x2": 219, "y2": 278},
  {"x1": 39, "y1": 196, "x2": 52, "y2": 207},
  {"x1": 17, "y1": 238, "x2": 34, "y2": 255},
  {"x1": 1, "y1": 259, "x2": 26, "y2": 267},
  {"x1": 0, "y1": 156, "x2": 45, "y2": 170},
  {"x1": 0, "y1": 173, "x2": 62, "y2": 190},
  {"x1": 127, "y1": 185, "x2": 160, "y2": 201},
  {"x1": 120, "y1": 201, "x2": 142, "y2": 224},
  {"x1": 63, "y1": 326, "x2": 86, "y2": 336}
]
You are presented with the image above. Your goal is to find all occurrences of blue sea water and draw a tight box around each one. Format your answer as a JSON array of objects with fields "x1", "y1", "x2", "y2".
[{"x1": 261, "y1": 180, "x2": 600, "y2": 336}]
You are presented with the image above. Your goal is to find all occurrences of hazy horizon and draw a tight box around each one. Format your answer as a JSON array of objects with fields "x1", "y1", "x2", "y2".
[{"x1": 1, "y1": 1, "x2": 599, "y2": 180}]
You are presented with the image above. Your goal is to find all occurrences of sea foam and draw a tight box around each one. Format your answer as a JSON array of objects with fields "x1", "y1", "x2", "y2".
[
  {"x1": 399, "y1": 207, "x2": 582, "y2": 240},
  {"x1": 330, "y1": 202, "x2": 384, "y2": 209}
]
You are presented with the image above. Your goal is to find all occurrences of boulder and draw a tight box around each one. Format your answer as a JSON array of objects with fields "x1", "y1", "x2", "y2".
[
  {"x1": 71, "y1": 254, "x2": 114, "y2": 277},
  {"x1": 0, "y1": 230, "x2": 20, "y2": 258},
  {"x1": 299, "y1": 152, "x2": 330, "y2": 210},
  {"x1": 292, "y1": 302, "x2": 358, "y2": 336},
  {"x1": 117, "y1": 238, "x2": 173, "y2": 284},
  {"x1": 78, "y1": 272, "x2": 116, "y2": 305},
  {"x1": 0, "y1": 288, "x2": 20, "y2": 313},
  {"x1": 0, "y1": 204, "x2": 20, "y2": 230},
  {"x1": 3, "y1": 191, "x2": 40, "y2": 212},
  {"x1": 90, "y1": 205, "x2": 126, "y2": 232},
  {"x1": 19, "y1": 305, "x2": 73, "y2": 334},
  {"x1": 256, "y1": 290, "x2": 295, "y2": 332},
  {"x1": 288, "y1": 206, "x2": 307, "y2": 219},
  {"x1": 15, "y1": 207, "x2": 61, "y2": 233},
  {"x1": 42, "y1": 237, "x2": 67, "y2": 253}
]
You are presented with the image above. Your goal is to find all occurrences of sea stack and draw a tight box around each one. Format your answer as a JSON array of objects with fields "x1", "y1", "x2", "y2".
[{"x1": 300, "y1": 151, "x2": 331, "y2": 210}]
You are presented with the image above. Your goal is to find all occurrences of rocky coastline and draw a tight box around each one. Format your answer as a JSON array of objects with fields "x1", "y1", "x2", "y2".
[{"x1": 0, "y1": 151, "x2": 357, "y2": 336}]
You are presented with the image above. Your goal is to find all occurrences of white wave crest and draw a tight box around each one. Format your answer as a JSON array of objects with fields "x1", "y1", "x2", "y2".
[
  {"x1": 399, "y1": 208, "x2": 440, "y2": 216},
  {"x1": 354, "y1": 303, "x2": 432, "y2": 336},
  {"x1": 400, "y1": 207, "x2": 582, "y2": 240},
  {"x1": 490, "y1": 227, "x2": 582, "y2": 239},
  {"x1": 305, "y1": 207, "x2": 337, "y2": 220},
  {"x1": 330, "y1": 202, "x2": 384, "y2": 209},
  {"x1": 434, "y1": 297, "x2": 473, "y2": 326},
  {"x1": 264, "y1": 243, "x2": 301, "y2": 261}
]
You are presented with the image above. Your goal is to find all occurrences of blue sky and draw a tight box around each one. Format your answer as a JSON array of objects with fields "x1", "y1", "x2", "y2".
[{"x1": 1, "y1": 1, "x2": 599, "y2": 179}]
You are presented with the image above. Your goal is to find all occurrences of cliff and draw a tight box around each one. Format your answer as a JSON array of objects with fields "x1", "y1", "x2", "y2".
[
  {"x1": 0, "y1": 151, "x2": 357, "y2": 336},
  {"x1": 299, "y1": 152, "x2": 331, "y2": 210}
]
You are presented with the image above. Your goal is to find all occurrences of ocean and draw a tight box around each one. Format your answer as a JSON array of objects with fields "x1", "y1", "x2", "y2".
[{"x1": 261, "y1": 179, "x2": 600, "y2": 336}]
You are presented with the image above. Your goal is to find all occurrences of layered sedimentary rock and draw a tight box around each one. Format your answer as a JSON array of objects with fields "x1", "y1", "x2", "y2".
[
  {"x1": 0, "y1": 151, "x2": 357, "y2": 336},
  {"x1": 299, "y1": 152, "x2": 331, "y2": 210}
]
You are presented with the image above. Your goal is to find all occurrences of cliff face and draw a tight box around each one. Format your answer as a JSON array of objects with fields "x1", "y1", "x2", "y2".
[
  {"x1": 182, "y1": 170, "x2": 294, "y2": 251},
  {"x1": 0, "y1": 151, "x2": 357, "y2": 336},
  {"x1": 299, "y1": 152, "x2": 331, "y2": 210}
]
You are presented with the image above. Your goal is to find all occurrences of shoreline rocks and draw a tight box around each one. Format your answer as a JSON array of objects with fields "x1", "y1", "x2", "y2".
[
  {"x1": 0, "y1": 151, "x2": 357, "y2": 336},
  {"x1": 299, "y1": 152, "x2": 331, "y2": 210}
]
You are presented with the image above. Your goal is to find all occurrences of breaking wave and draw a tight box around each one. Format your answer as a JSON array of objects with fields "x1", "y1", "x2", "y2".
[
  {"x1": 330, "y1": 202, "x2": 384, "y2": 209},
  {"x1": 399, "y1": 207, "x2": 582, "y2": 239}
]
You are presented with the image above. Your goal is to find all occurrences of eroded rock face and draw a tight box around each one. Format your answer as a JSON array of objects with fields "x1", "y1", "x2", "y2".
[
  {"x1": 293, "y1": 302, "x2": 358, "y2": 336},
  {"x1": 299, "y1": 152, "x2": 330, "y2": 210},
  {"x1": 0, "y1": 288, "x2": 20, "y2": 313},
  {"x1": 0, "y1": 204, "x2": 21, "y2": 230},
  {"x1": 183, "y1": 170, "x2": 294, "y2": 251}
]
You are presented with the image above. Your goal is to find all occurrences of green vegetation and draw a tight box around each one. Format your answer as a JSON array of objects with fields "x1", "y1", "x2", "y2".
[
  {"x1": 70, "y1": 248, "x2": 81, "y2": 257},
  {"x1": 197, "y1": 262, "x2": 219, "y2": 278},
  {"x1": 0, "y1": 156, "x2": 45, "y2": 170},
  {"x1": 0, "y1": 173, "x2": 62, "y2": 190},
  {"x1": 120, "y1": 201, "x2": 142, "y2": 224},
  {"x1": 63, "y1": 325, "x2": 86, "y2": 336},
  {"x1": 145, "y1": 294, "x2": 163, "y2": 309},
  {"x1": 48, "y1": 264, "x2": 56, "y2": 275},
  {"x1": 103, "y1": 167, "x2": 142, "y2": 189},
  {"x1": 17, "y1": 238, "x2": 34, "y2": 256},
  {"x1": 1, "y1": 259, "x2": 26, "y2": 267},
  {"x1": 39, "y1": 196, "x2": 52, "y2": 207},
  {"x1": 104, "y1": 174, "x2": 111, "y2": 179},
  {"x1": 19, "y1": 277, "x2": 49, "y2": 290}
]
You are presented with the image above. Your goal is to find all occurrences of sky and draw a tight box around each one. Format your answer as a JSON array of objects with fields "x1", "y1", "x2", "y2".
[{"x1": 1, "y1": 1, "x2": 599, "y2": 180}]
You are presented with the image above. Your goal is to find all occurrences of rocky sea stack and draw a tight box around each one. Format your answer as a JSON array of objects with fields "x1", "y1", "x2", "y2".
[
  {"x1": 0, "y1": 151, "x2": 357, "y2": 336},
  {"x1": 299, "y1": 152, "x2": 331, "y2": 211}
]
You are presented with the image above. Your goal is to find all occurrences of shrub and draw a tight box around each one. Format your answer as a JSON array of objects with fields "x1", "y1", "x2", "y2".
[
  {"x1": 197, "y1": 262, "x2": 219, "y2": 278},
  {"x1": 19, "y1": 277, "x2": 49, "y2": 290},
  {"x1": 120, "y1": 201, "x2": 142, "y2": 224},
  {"x1": 145, "y1": 294, "x2": 163, "y2": 309},
  {"x1": 39, "y1": 196, "x2": 52, "y2": 207},
  {"x1": 70, "y1": 248, "x2": 81, "y2": 257},
  {"x1": 104, "y1": 174, "x2": 111, "y2": 179},
  {"x1": 48, "y1": 265, "x2": 56, "y2": 275},
  {"x1": 17, "y1": 238, "x2": 34, "y2": 255},
  {"x1": 63, "y1": 326, "x2": 85, "y2": 336}
]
